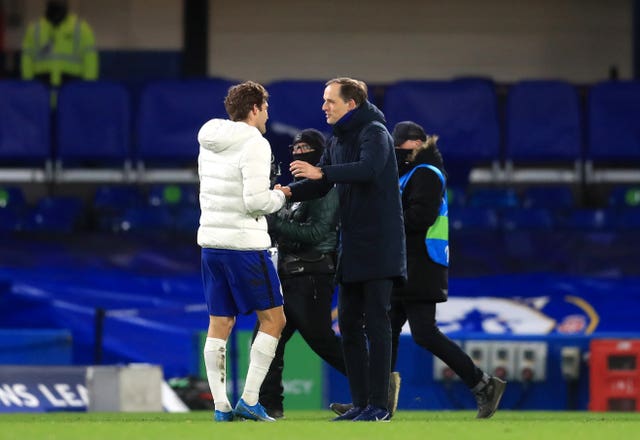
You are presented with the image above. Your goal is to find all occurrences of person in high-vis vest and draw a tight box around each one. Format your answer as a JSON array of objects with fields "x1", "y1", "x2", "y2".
[
  {"x1": 392, "y1": 121, "x2": 506, "y2": 418},
  {"x1": 330, "y1": 121, "x2": 508, "y2": 419},
  {"x1": 20, "y1": 0, "x2": 98, "y2": 106}
]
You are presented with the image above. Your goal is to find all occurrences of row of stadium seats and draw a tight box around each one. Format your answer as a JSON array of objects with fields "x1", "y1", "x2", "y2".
[
  {"x1": 1, "y1": 184, "x2": 638, "y2": 234},
  {"x1": 1, "y1": 78, "x2": 639, "y2": 185}
]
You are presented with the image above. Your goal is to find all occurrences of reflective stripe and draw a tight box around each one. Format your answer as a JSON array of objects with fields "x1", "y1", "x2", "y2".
[
  {"x1": 399, "y1": 163, "x2": 449, "y2": 267},
  {"x1": 73, "y1": 18, "x2": 81, "y2": 52},
  {"x1": 427, "y1": 215, "x2": 449, "y2": 240}
]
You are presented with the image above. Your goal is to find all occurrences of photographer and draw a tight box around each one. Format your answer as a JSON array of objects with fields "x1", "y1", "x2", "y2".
[{"x1": 253, "y1": 128, "x2": 345, "y2": 419}]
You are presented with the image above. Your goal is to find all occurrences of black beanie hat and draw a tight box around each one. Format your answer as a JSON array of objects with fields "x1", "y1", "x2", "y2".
[
  {"x1": 291, "y1": 128, "x2": 326, "y2": 154},
  {"x1": 392, "y1": 121, "x2": 427, "y2": 146}
]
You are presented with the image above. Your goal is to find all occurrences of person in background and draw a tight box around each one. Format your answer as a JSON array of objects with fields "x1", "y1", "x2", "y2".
[
  {"x1": 198, "y1": 81, "x2": 287, "y2": 422},
  {"x1": 21, "y1": 0, "x2": 98, "y2": 106},
  {"x1": 281, "y1": 77, "x2": 407, "y2": 422},
  {"x1": 255, "y1": 128, "x2": 345, "y2": 419},
  {"x1": 392, "y1": 121, "x2": 506, "y2": 418}
]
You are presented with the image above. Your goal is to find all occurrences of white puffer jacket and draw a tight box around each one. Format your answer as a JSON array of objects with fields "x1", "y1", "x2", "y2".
[{"x1": 197, "y1": 118, "x2": 285, "y2": 250}]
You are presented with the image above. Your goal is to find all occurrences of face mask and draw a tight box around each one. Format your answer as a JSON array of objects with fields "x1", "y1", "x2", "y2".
[
  {"x1": 395, "y1": 148, "x2": 412, "y2": 164},
  {"x1": 292, "y1": 152, "x2": 321, "y2": 166}
]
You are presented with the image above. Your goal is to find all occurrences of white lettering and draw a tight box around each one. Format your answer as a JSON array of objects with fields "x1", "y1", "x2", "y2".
[
  {"x1": 0, "y1": 384, "x2": 24, "y2": 406},
  {"x1": 77, "y1": 384, "x2": 89, "y2": 405},
  {"x1": 54, "y1": 384, "x2": 84, "y2": 407},
  {"x1": 283, "y1": 380, "x2": 314, "y2": 395},
  {"x1": 38, "y1": 384, "x2": 67, "y2": 407},
  {"x1": 13, "y1": 384, "x2": 39, "y2": 408}
]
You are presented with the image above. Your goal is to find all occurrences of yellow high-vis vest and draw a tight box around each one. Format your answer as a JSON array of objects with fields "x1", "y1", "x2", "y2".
[{"x1": 21, "y1": 13, "x2": 98, "y2": 88}]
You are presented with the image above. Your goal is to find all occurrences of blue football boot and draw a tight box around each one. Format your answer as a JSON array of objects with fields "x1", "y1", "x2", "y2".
[{"x1": 233, "y1": 398, "x2": 276, "y2": 422}]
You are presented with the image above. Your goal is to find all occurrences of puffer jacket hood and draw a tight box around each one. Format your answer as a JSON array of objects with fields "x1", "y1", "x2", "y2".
[
  {"x1": 197, "y1": 118, "x2": 285, "y2": 251},
  {"x1": 198, "y1": 118, "x2": 261, "y2": 154}
]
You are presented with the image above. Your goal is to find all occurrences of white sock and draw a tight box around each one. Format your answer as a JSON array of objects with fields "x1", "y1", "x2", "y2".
[
  {"x1": 203, "y1": 337, "x2": 232, "y2": 412},
  {"x1": 241, "y1": 331, "x2": 279, "y2": 405}
]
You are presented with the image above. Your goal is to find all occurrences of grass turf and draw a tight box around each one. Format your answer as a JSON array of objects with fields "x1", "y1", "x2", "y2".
[{"x1": 2, "y1": 410, "x2": 640, "y2": 440}]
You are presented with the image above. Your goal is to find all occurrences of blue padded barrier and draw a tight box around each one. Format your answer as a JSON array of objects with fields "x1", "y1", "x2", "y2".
[
  {"x1": 588, "y1": 81, "x2": 640, "y2": 160},
  {"x1": 506, "y1": 81, "x2": 582, "y2": 161},
  {"x1": 56, "y1": 81, "x2": 131, "y2": 162},
  {"x1": 384, "y1": 80, "x2": 500, "y2": 162},
  {"x1": 137, "y1": 78, "x2": 235, "y2": 162},
  {"x1": 0, "y1": 80, "x2": 50, "y2": 161}
]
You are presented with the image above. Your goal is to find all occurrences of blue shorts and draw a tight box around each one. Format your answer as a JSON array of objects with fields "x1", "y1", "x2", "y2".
[{"x1": 201, "y1": 248, "x2": 283, "y2": 316}]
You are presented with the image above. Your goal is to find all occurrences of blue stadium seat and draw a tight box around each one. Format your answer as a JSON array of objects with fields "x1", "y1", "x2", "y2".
[
  {"x1": 147, "y1": 183, "x2": 198, "y2": 207},
  {"x1": 522, "y1": 186, "x2": 576, "y2": 209},
  {"x1": 505, "y1": 81, "x2": 582, "y2": 183},
  {"x1": 23, "y1": 196, "x2": 85, "y2": 233},
  {"x1": 0, "y1": 209, "x2": 22, "y2": 233},
  {"x1": 94, "y1": 185, "x2": 143, "y2": 212},
  {"x1": 556, "y1": 208, "x2": 614, "y2": 230},
  {"x1": 0, "y1": 80, "x2": 51, "y2": 182},
  {"x1": 501, "y1": 207, "x2": 554, "y2": 231},
  {"x1": 446, "y1": 186, "x2": 467, "y2": 207},
  {"x1": 56, "y1": 81, "x2": 132, "y2": 182},
  {"x1": 114, "y1": 206, "x2": 175, "y2": 233},
  {"x1": 385, "y1": 80, "x2": 500, "y2": 161},
  {"x1": 93, "y1": 185, "x2": 143, "y2": 232},
  {"x1": 449, "y1": 206, "x2": 499, "y2": 230},
  {"x1": 608, "y1": 185, "x2": 640, "y2": 208},
  {"x1": 266, "y1": 80, "x2": 329, "y2": 136},
  {"x1": 0, "y1": 186, "x2": 26, "y2": 210},
  {"x1": 587, "y1": 81, "x2": 640, "y2": 183},
  {"x1": 174, "y1": 206, "x2": 200, "y2": 236},
  {"x1": 0, "y1": 186, "x2": 26, "y2": 233},
  {"x1": 384, "y1": 80, "x2": 500, "y2": 185},
  {"x1": 616, "y1": 208, "x2": 640, "y2": 229},
  {"x1": 137, "y1": 78, "x2": 234, "y2": 163},
  {"x1": 467, "y1": 188, "x2": 520, "y2": 208}
]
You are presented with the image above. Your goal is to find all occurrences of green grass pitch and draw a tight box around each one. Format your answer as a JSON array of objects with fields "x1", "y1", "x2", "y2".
[{"x1": 2, "y1": 410, "x2": 640, "y2": 440}]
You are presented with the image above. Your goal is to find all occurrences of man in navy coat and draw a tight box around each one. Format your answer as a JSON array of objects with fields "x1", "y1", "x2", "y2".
[{"x1": 282, "y1": 77, "x2": 406, "y2": 421}]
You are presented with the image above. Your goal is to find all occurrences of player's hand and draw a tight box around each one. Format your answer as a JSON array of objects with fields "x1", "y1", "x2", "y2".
[
  {"x1": 290, "y1": 160, "x2": 323, "y2": 180},
  {"x1": 274, "y1": 184, "x2": 292, "y2": 198}
]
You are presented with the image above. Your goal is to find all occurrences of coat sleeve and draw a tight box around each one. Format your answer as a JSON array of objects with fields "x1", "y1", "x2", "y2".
[
  {"x1": 20, "y1": 23, "x2": 36, "y2": 80},
  {"x1": 272, "y1": 188, "x2": 339, "y2": 245},
  {"x1": 289, "y1": 147, "x2": 333, "y2": 201},
  {"x1": 80, "y1": 20, "x2": 99, "y2": 80},
  {"x1": 240, "y1": 138, "x2": 286, "y2": 216},
  {"x1": 323, "y1": 123, "x2": 390, "y2": 183},
  {"x1": 403, "y1": 167, "x2": 443, "y2": 233}
]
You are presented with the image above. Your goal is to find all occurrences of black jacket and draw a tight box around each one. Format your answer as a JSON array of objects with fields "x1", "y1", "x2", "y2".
[
  {"x1": 289, "y1": 101, "x2": 407, "y2": 285},
  {"x1": 394, "y1": 146, "x2": 448, "y2": 302}
]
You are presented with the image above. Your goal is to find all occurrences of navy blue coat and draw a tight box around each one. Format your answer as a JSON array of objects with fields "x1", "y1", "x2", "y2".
[{"x1": 290, "y1": 101, "x2": 407, "y2": 285}]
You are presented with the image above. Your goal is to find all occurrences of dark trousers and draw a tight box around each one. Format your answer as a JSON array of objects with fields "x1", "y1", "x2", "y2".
[
  {"x1": 339, "y1": 278, "x2": 393, "y2": 409},
  {"x1": 256, "y1": 273, "x2": 346, "y2": 411},
  {"x1": 390, "y1": 299, "x2": 484, "y2": 389}
]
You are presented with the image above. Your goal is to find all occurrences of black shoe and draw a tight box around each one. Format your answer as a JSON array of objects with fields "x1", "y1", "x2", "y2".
[
  {"x1": 331, "y1": 406, "x2": 364, "y2": 421},
  {"x1": 352, "y1": 404, "x2": 390, "y2": 422},
  {"x1": 474, "y1": 376, "x2": 507, "y2": 419},
  {"x1": 265, "y1": 408, "x2": 284, "y2": 419},
  {"x1": 329, "y1": 402, "x2": 354, "y2": 416}
]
